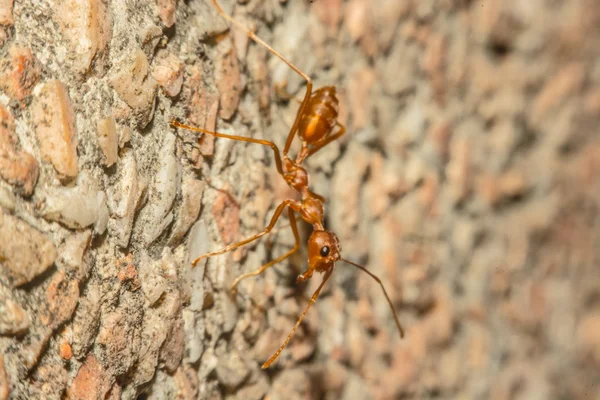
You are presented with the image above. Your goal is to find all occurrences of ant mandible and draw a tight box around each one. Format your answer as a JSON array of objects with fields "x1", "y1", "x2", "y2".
[{"x1": 171, "y1": 0, "x2": 405, "y2": 369}]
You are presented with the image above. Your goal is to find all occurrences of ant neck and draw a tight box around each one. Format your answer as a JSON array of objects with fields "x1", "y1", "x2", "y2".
[
  {"x1": 299, "y1": 192, "x2": 325, "y2": 231},
  {"x1": 294, "y1": 144, "x2": 309, "y2": 165}
]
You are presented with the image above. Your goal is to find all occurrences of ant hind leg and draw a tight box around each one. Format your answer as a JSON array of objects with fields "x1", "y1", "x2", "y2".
[{"x1": 171, "y1": 120, "x2": 285, "y2": 175}]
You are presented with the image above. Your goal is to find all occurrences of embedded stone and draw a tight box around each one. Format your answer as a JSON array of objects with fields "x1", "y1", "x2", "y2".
[
  {"x1": 96, "y1": 117, "x2": 118, "y2": 167},
  {"x1": 96, "y1": 305, "x2": 142, "y2": 375},
  {"x1": 0, "y1": 290, "x2": 30, "y2": 335},
  {"x1": 0, "y1": 355, "x2": 8, "y2": 400},
  {"x1": 107, "y1": 148, "x2": 145, "y2": 247},
  {"x1": 0, "y1": 209, "x2": 57, "y2": 286},
  {"x1": 152, "y1": 50, "x2": 184, "y2": 97},
  {"x1": 37, "y1": 178, "x2": 108, "y2": 232},
  {"x1": 55, "y1": 0, "x2": 113, "y2": 74},
  {"x1": 0, "y1": 45, "x2": 41, "y2": 100},
  {"x1": 43, "y1": 270, "x2": 80, "y2": 329},
  {"x1": 212, "y1": 187, "x2": 240, "y2": 246},
  {"x1": 109, "y1": 49, "x2": 158, "y2": 128},
  {"x1": 0, "y1": 0, "x2": 14, "y2": 26},
  {"x1": 157, "y1": 0, "x2": 177, "y2": 28},
  {"x1": 68, "y1": 354, "x2": 112, "y2": 400},
  {"x1": 140, "y1": 133, "x2": 179, "y2": 245},
  {"x1": 56, "y1": 230, "x2": 92, "y2": 280},
  {"x1": 168, "y1": 177, "x2": 204, "y2": 245},
  {"x1": 0, "y1": 104, "x2": 38, "y2": 195},
  {"x1": 158, "y1": 293, "x2": 184, "y2": 373},
  {"x1": 32, "y1": 80, "x2": 79, "y2": 180},
  {"x1": 215, "y1": 36, "x2": 242, "y2": 120},
  {"x1": 71, "y1": 284, "x2": 101, "y2": 358}
]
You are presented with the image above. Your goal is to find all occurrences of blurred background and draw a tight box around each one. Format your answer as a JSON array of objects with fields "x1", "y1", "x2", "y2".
[{"x1": 253, "y1": 0, "x2": 600, "y2": 399}]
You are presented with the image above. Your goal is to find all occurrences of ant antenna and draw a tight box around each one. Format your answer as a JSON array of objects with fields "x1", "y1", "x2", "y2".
[{"x1": 340, "y1": 258, "x2": 405, "y2": 338}]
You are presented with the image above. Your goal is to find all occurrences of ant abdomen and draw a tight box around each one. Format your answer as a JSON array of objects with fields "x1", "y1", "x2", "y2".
[{"x1": 297, "y1": 86, "x2": 339, "y2": 144}]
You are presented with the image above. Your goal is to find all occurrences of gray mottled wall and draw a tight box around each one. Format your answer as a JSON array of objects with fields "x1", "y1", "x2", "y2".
[{"x1": 1, "y1": 0, "x2": 599, "y2": 399}]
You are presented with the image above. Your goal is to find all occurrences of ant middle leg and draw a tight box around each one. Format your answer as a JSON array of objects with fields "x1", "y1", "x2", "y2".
[
  {"x1": 231, "y1": 208, "x2": 300, "y2": 293},
  {"x1": 190, "y1": 199, "x2": 300, "y2": 267}
]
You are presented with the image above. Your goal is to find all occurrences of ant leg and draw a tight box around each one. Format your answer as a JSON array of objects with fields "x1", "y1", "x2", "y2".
[
  {"x1": 306, "y1": 122, "x2": 346, "y2": 158},
  {"x1": 275, "y1": 84, "x2": 305, "y2": 105},
  {"x1": 262, "y1": 267, "x2": 334, "y2": 369},
  {"x1": 231, "y1": 208, "x2": 300, "y2": 293},
  {"x1": 266, "y1": 212, "x2": 300, "y2": 237},
  {"x1": 171, "y1": 120, "x2": 285, "y2": 175},
  {"x1": 274, "y1": 83, "x2": 295, "y2": 101},
  {"x1": 210, "y1": 0, "x2": 313, "y2": 156},
  {"x1": 191, "y1": 199, "x2": 300, "y2": 267}
]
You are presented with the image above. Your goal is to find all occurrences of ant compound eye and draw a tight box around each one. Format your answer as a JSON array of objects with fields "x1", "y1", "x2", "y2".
[{"x1": 320, "y1": 246, "x2": 330, "y2": 257}]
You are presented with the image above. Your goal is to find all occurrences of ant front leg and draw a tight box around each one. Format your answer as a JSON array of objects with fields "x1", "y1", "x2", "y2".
[
  {"x1": 231, "y1": 208, "x2": 300, "y2": 293},
  {"x1": 262, "y1": 267, "x2": 334, "y2": 369},
  {"x1": 296, "y1": 269, "x2": 313, "y2": 284},
  {"x1": 190, "y1": 199, "x2": 300, "y2": 267}
]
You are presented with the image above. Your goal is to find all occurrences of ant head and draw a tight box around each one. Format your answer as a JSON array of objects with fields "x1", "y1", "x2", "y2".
[{"x1": 308, "y1": 230, "x2": 341, "y2": 272}]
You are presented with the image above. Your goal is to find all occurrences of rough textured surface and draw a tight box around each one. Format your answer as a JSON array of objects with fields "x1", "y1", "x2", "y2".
[
  {"x1": 0, "y1": 208, "x2": 57, "y2": 286},
  {"x1": 0, "y1": 103, "x2": 38, "y2": 195},
  {"x1": 0, "y1": 45, "x2": 40, "y2": 101},
  {"x1": 0, "y1": 0, "x2": 599, "y2": 399},
  {"x1": 0, "y1": 0, "x2": 14, "y2": 26},
  {"x1": 54, "y1": 0, "x2": 113, "y2": 75}
]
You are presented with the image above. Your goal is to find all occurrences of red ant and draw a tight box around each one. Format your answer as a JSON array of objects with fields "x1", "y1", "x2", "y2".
[{"x1": 172, "y1": 0, "x2": 405, "y2": 369}]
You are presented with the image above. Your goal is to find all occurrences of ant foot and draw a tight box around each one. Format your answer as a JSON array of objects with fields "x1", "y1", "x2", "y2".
[
  {"x1": 296, "y1": 270, "x2": 313, "y2": 284},
  {"x1": 275, "y1": 81, "x2": 293, "y2": 101}
]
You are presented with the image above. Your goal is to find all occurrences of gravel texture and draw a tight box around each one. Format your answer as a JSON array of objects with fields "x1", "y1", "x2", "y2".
[{"x1": 0, "y1": 0, "x2": 599, "y2": 399}]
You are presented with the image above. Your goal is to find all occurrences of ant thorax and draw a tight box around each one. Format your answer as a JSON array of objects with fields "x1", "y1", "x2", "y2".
[{"x1": 283, "y1": 156, "x2": 309, "y2": 193}]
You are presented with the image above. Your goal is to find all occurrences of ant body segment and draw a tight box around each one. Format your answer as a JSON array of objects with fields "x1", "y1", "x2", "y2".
[{"x1": 172, "y1": 0, "x2": 405, "y2": 369}]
